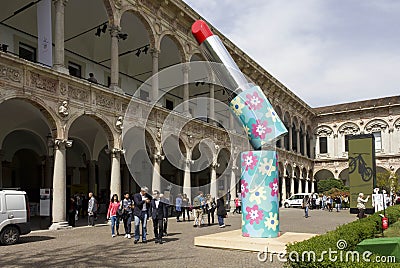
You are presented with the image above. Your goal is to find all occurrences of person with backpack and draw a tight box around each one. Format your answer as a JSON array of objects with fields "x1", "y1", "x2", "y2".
[
  {"x1": 216, "y1": 197, "x2": 227, "y2": 227},
  {"x1": 192, "y1": 191, "x2": 205, "y2": 227},
  {"x1": 121, "y1": 192, "x2": 134, "y2": 239}
]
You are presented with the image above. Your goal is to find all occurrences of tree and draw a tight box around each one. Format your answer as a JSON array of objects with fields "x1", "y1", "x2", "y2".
[
  {"x1": 376, "y1": 171, "x2": 400, "y2": 193},
  {"x1": 317, "y1": 178, "x2": 346, "y2": 193}
]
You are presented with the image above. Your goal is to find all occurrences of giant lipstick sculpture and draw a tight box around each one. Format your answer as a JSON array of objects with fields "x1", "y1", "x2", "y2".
[{"x1": 192, "y1": 20, "x2": 287, "y2": 238}]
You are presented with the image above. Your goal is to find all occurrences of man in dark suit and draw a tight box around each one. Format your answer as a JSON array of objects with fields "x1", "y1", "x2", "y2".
[
  {"x1": 133, "y1": 186, "x2": 152, "y2": 244},
  {"x1": 150, "y1": 190, "x2": 168, "y2": 244}
]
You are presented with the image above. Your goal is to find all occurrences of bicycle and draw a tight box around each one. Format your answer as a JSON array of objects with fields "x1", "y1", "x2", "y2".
[{"x1": 348, "y1": 153, "x2": 373, "y2": 182}]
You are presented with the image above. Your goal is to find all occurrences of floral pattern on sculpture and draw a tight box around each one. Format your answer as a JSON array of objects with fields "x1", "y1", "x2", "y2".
[
  {"x1": 241, "y1": 180, "x2": 249, "y2": 198},
  {"x1": 265, "y1": 212, "x2": 279, "y2": 231},
  {"x1": 230, "y1": 97, "x2": 245, "y2": 116},
  {"x1": 269, "y1": 178, "x2": 279, "y2": 197},
  {"x1": 245, "y1": 204, "x2": 264, "y2": 225},
  {"x1": 249, "y1": 187, "x2": 267, "y2": 205},
  {"x1": 245, "y1": 91, "x2": 264, "y2": 110},
  {"x1": 242, "y1": 151, "x2": 258, "y2": 171},
  {"x1": 241, "y1": 150, "x2": 279, "y2": 238}
]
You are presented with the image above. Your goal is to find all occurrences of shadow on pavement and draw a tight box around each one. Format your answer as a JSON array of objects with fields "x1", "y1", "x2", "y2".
[{"x1": 16, "y1": 236, "x2": 55, "y2": 245}]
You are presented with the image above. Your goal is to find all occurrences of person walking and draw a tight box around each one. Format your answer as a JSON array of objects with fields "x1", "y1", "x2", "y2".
[
  {"x1": 87, "y1": 192, "x2": 98, "y2": 226},
  {"x1": 176, "y1": 194, "x2": 182, "y2": 222},
  {"x1": 357, "y1": 193, "x2": 370, "y2": 219},
  {"x1": 302, "y1": 195, "x2": 311, "y2": 218},
  {"x1": 150, "y1": 190, "x2": 168, "y2": 244},
  {"x1": 133, "y1": 187, "x2": 152, "y2": 244},
  {"x1": 192, "y1": 191, "x2": 205, "y2": 227},
  {"x1": 107, "y1": 194, "x2": 121, "y2": 237},
  {"x1": 182, "y1": 193, "x2": 190, "y2": 221},
  {"x1": 121, "y1": 192, "x2": 133, "y2": 238},
  {"x1": 216, "y1": 197, "x2": 227, "y2": 228}
]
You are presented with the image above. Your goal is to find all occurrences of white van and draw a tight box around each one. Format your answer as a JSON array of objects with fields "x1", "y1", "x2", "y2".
[
  {"x1": 0, "y1": 190, "x2": 31, "y2": 245},
  {"x1": 283, "y1": 193, "x2": 311, "y2": 208}
]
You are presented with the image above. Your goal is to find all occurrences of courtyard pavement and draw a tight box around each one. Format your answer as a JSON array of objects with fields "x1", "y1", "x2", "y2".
[{"x1": 0, "y1": 208, "x2": 356, "y2": 268}]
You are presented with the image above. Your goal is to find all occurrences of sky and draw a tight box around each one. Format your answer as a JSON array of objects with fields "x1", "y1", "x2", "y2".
[{"x1": 183, "y1": 0, "x2": 400, "y2": 107}]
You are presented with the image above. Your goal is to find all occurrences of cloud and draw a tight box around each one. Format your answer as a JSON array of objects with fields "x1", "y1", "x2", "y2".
[{"x1": 184, "y1": 0, "x2": 400, "y2": 107}]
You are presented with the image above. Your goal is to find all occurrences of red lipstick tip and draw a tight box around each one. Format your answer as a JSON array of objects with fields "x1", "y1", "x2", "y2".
[{"x1": 191, "y1": 20, "x2": 213, "y2": 45}]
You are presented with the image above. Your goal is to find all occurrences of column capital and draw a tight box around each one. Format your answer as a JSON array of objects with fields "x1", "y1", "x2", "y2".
[
  {"x1": 182, "y1": 63, "x2": 191, "y2": 73},
  {"x1": 109, "y1": 25, "x2": 121, "y2": 37},
  {"x1": 150, "y1": 48, "x2": 160, "y2": 57},
  {"x1": 153, "y1": 153, "x2": 164, "y2": 162},
  {"x1": 211, "y1": 161, "x2": 220, "y2": 169},
  {"x1": 107, "y1": 148, "x2": 125, "y2": 157},
  {"x1": 54, "y1": 139, "x2": 72, "y2": 150}
]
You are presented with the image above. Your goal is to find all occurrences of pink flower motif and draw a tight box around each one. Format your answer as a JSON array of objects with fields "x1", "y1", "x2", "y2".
[
  {"x1": 251, "y1": 120, "x2": 272, "y2": 139},
  {"x1": 245, "y1": 91, "x2": 264, "y2": 110},
  {"x1": 246, "y1": 205, "x2": 264, "y2": 225},
  {"x1": 269, "y1": 178, "x2": 279, "y2": 197},
  {"x1": 243, "y1": 233, "x2": 250, "y2": 237},
  {"x1": 242, "y1": 151, "x2": 258, "y2": 171},
  {"x1": 241, "y1": 181, "x2": 249, "y2": 198}
]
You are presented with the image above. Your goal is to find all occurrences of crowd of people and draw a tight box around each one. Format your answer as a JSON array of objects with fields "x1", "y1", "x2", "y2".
[{"x1": 67, "y1": 188, "x2": 232, "y2": 244}]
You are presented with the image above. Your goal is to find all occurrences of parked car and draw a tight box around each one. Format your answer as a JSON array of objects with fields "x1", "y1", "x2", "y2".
[
  {"x1": 0, "y1": 189, "x2": 31, "y2": 245},
  {"x1": 283, "y1": 193, "x2": 311, "y2": 208}
]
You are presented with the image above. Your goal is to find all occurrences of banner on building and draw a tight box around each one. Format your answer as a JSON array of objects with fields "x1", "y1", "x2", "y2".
[
  {"x1": 37, "y1": 0, "x2": 52, "y2": 66},
  {"x1": 348, "y1": 134, "x2": 376, "y2": 214}
]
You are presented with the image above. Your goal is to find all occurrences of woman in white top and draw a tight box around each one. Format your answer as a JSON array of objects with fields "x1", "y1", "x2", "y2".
[{"x1": 357, "y1": 193, "x2": 370, "y2": 219}]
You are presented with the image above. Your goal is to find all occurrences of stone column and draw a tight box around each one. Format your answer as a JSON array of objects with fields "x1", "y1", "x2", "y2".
[
  {"x1": 289, "y1": 126, "x2": 293, "y2": 151},
  {"x1": 296, "y1": 129, "x2": 301, "y2": 153},
  {"x1": 183, "y1": 159, "x2": 191, "y2": 202},
  {"x1": 110, "y1": 149, "x2": 121, "y2": 198},
  {"x1": 88, "y1": 160, "x2": 96, "y2": 194},
  {"x1": 209, "y1": 83, "x2": 215, "y2": 121},
  {"x1": 333, "y1": 134, "x2": 338, "y2": 157},
  {"x1": 151, "y1": 48, "x2": 160, "y2": 103},
  {"x1": 311, "y1": 179, "x2": 315, "y2": 193},
  {"x1": 110, "y1": 25, "x2": 122, "y2": 93},
  {"x1": 182, "y1": 64, "x2": 190, "y2": 115},
  {"x1": 53, "y1": 0, "x2": 68, "y2": 73},
  {"x1": 303, "y1": 134, "x2": 307, "y2": 157},
  {"x1": 230, "y1": 166, "x2": 237, "y2": 212},
  {"x1": 280, "y1": 137, "x2": 284, "y2": 149},
  {"x1": 49, "y1": 139, "x2": 71, "y2": 230},
  {"x1": 152, "y1": 155, "x2": 162, "y2": 192},
  {"x1": 290, "y1": 177, "x2": 295, "y2": 196},
  {"x1": 305, "y1": 179, "x2": 309, "y2": 193},
  {"x1": 298, "y1": 177, "x2": 302, "y2": 193},
  {"x1": 389, "y1": 128, "x2": 394, "y2": 154},
  {"x1": 281, "y1": 175, "x2": 287, "y2": 203},
  {"x1": 210, "y1": 163, "x2": 218, "y2": 198}
]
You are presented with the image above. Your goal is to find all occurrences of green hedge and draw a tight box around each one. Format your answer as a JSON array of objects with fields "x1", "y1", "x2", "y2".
[{"x1": 285, "y1": 205, "x2": 400, "y2": 267}]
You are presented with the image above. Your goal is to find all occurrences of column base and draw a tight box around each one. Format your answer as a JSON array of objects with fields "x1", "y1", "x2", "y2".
[
  {"x1": 49, "y1": 221, "x2": 72, "y2": 231},
  {"x1": 53, "y1": 65, "x2": 69, "y2": 75}
]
